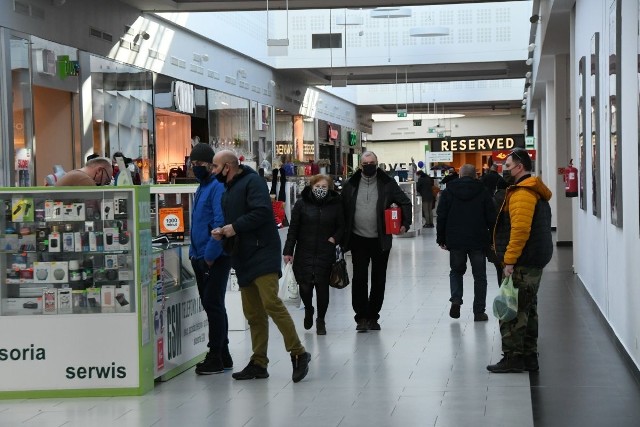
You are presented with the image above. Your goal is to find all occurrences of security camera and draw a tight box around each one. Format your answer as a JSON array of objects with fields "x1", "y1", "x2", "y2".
[
  {"x1": 530, "y1": 14, "x2": 540, "y2": 24},
  {"x1": 358, "y1": 30, "x2": 364, "y2": 36},
  {"x1": 141, "y1": 31, "x2": 150, "y2": 40}
]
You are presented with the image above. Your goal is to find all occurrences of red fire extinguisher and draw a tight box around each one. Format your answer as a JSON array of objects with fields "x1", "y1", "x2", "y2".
[{"x1": 564, "y1": 159, "x2": 578, "y2": 198}]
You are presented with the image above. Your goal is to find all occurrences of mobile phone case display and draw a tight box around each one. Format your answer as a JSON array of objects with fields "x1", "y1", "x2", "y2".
[
  {"x1": 0, "y1": 186, "x2": 156, "y2": 398},
  {"x1": 396, "y1": 181, "x2": 421, "y2": 238}
]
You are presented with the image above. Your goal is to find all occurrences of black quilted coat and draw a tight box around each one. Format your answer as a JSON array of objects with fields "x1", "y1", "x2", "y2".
[{"x1": 283, "y1": 187, "x2": 345, "y2": 285}]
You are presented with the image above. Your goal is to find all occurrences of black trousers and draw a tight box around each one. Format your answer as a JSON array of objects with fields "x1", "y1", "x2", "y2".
[
  {"x1": 349, "y1": 233, "x2": 391, "y2": 322},
  {"x1": 299, "y1": 280, "x2": 330, "y2": 320},
  {"x1": 191, "y1": 255, "x2": 232, "y2": 353}
]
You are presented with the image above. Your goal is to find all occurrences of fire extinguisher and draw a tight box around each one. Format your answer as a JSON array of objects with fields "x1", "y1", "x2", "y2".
[{"x1": 564, "y1": 159, "x2": 578, "y2": 197}]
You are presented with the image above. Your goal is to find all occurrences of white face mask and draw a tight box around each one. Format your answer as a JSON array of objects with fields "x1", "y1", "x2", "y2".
[{"x1": 312, "y1": 187, "x2": 328, "y2": 199}]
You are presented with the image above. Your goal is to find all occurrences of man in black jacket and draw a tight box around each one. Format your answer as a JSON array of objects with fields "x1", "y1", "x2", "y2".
[
  {"x1": 342, "y1": 151, "x2": 412, "y2": 332},
  {"x1": 480, "y1": 163, "x2": 506, "y2": 196},
  {"x1": 436, "y1": 164, "x2": 496, "y2": 321},
  {"x1": 211, "y1": 150, "x2": 311, "y2": 383}
]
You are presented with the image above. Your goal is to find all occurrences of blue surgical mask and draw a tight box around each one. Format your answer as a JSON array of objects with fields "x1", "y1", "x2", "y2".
[{"x1": 193, "y1": 165, "x2": 210, "y2": 181}]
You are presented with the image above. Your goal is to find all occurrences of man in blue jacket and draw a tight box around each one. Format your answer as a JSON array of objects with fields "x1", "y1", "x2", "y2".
[
  {"x1": 211, "y1": 150, "x2": 311, "y2": 383},
  {"x1": 436, "y1": 164, "x2": 496, "y2": 321},
  {"x1": 188, "y1": 143, "x2": 233, "y2": 375}
]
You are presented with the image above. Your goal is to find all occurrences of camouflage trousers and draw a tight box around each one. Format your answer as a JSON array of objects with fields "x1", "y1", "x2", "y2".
[{"x1": 499, "y1": 266, "x2": 543, "y2": 356}]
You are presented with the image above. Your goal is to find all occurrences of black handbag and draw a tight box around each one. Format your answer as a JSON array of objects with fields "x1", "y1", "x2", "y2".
[{"x1": 329, "y1": 247, "x2": 350, "y2": 289}]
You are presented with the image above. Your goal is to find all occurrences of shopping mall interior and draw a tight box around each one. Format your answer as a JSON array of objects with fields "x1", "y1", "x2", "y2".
[{"x1": 0, "y1": 0, "x2": 640, "y2": 426}]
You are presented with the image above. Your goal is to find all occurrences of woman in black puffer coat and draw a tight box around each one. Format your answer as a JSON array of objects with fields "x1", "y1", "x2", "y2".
[{"x1": 283, "y1": 175, "x2": 344, "y2": 335}]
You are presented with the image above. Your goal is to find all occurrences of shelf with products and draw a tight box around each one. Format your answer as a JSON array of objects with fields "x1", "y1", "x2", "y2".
[
  {"x1": 0, "y1": 191, "x2": 138, "y2": 316},
  {"x1": 0, "y1": 186, "x2": 155, "y2": 398}
]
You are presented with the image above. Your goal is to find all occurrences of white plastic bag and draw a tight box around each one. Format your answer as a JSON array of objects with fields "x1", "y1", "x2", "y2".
[{"x1": 279, "y1": 263, "x2": 301, "y2": 308}]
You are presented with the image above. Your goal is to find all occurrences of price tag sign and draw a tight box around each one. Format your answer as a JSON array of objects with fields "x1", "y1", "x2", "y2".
[{"x1": 159, "y1": 207, "x2": 184, "y2": 234}]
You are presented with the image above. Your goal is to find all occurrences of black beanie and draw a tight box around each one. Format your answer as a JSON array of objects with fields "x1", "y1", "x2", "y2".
[{"x1": 189, "y1": 143, "x2": 214, "y2": 163}]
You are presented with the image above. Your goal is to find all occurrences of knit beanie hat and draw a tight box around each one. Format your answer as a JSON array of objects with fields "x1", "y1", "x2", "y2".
[{"x1": 189, "y1": 143, "x2": 214, "y2": 163}]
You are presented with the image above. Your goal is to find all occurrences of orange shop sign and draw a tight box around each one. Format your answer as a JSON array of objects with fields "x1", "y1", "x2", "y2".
[
  {"x1": 159, "y1": 207, "x2": 185, "y2": 234},
  {"x1": 492, "y1": 149, "x2": 537, "y2": 162}
]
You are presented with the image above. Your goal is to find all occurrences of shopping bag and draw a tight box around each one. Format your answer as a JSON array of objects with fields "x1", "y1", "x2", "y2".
[
  {"x1": 279, "y1": 263, "x2": 301, "y2": 308},
  {"x1": 492, "y1": 276, "x2": 518, "y2": 321},
  {"x1": 384, "y1": 206, "x2": 401, "y2": 234},
  {"x1": 329, "y1": 247, "x2": 350, "y2": 289}
]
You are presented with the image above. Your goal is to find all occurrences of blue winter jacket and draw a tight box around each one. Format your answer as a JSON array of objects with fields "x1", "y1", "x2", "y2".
[
  {"x1": 189, "y1": 175, "x2": 225, "y2": 262},
  {"x1": 221, "y1": 165, "x2": 281, "y2": 286}
]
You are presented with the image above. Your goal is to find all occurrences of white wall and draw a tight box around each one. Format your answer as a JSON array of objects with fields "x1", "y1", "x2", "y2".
[{"x1": 573, "y1": 0, "x2": 640, "y2": 369}]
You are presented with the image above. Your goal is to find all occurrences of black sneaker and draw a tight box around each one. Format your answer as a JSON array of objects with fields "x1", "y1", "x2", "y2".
[
  {"x1": 486, "y1": 354, "x2": 524, "y2": 373},
  {"x1": 449, "y1": 303, "x2": 461, "y2": 319},
  {"x1": 474, "y1": 312, "x2": 489, "y2": 322},
  {"x1": 195, "y1": 354, "x2": 224, "y2": 375},
  {"x1": 524, "y1": 353, "x2": 539, "y2": 372},
  {"x1": 356, "y1": 319, "x2": 369, "y2": 332},
  {"x1": 316, "y1": 318, "x2": 326, "y2": 335},
  {"x1": 304, "y1": 307, "x2": 314, "y2": 330},
  {"x1": 222, "y1": 346, "x2": 233, "y2": 370},
  {"x1": 368, "y1": 320, "x2": 381, "y2": 330},
  {"x1": 196, "y1": 351, "x2": 215, "y2": 369},
  {"x1": 232, "y1": 361, "x2": 269, "y2": 380},
  {"x1": 291, "y1": 352, "x2": 311, "y2": 383}
]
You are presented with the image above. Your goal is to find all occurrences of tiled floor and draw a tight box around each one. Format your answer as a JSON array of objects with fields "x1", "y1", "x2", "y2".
[{"x1": 1, "y1": 229, "x2": 639, "y2": 427}]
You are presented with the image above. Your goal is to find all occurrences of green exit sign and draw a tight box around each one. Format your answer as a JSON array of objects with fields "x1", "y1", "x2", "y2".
[
  {"x1": 397, "y1": 109, "x2": 407, "y2": 118},
  {"x1": 437, "y1": 132, "x2": 445, "y2": 138},
  {"x1": 413, "y1": 120, "x2": 422, "y2": 126}
]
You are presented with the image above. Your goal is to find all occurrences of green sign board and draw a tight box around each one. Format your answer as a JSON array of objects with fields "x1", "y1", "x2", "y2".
[
  {"x1": 525, "y1": 136, "x2": 535, "y2": 148},
  {"x1": 428, "y1": 127, "x2": 436, "y2": 133},
  {"x1": 397, "y1": 109, "x2": 407, "y2": 118},
  {"x1": 413, "y1": 119, "x2": 422, "y2": 126}
]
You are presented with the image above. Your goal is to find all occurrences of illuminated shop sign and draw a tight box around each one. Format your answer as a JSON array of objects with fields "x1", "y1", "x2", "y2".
[{"x1": 431, "y1": 134, "x2": 525, "y2": 152}]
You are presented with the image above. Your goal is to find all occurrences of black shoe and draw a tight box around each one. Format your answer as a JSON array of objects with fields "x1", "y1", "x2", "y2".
[
  {"x1": 368, "y1": 320, "x2": 381, "y2": 330},
  {"x1": 316, "y1": 318, "x2": 326, "y2": 335},
  {"x1": 356, "y1": 319, "x2": 369, "y2": 332},
  {"x1": 487, "y1": 354, "x2": 525, "y2": 373},
  {"x1": 524, "y1": 353, "x2": 539, "y2": 372},
  {"x1": 222, "y1": 346, "x2": 233, "y2": 370},
  {"x1": 449, "y1": 303, "x2": 461, "y2": 319},
  {"x1": 291, "y1": 352, "x2": 311, "y2": 383},
  {"x1": 195, "y1": 354, "x2": 224, "y2": 375},
  {"x1": 426, "y1": 224, "x2": 435, "y2": 228},
  {"x1": 232, "y1": 361, "x2": 269, "y2": 380},
  {"x1": 474, "y1": 312, "x2": 489, "y2": 322},
  {"x1": 304, "y1": 307, "x2": 314, "y2": 330},
  {"x1": 196, "y1": 350, "x2": 216, "y2": 369}
]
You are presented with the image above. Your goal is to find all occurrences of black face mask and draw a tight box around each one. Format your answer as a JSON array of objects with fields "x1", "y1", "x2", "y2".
[
  {"x1": 362, "y1": 164, "x2": 377, "y2": 177},
  {"x1": 215, "y1": 165, "x2": 227, "y2": 184}
]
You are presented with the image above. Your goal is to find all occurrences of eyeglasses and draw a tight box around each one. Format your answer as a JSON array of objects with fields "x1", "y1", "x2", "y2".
[{"x1": 510, "y1": 149, "x2": 525, "y2": 162}]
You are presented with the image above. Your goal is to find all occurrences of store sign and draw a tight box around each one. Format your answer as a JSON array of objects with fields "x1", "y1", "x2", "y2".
[
  {"x1": 0, "y1": 316, "x2": 139, "y2": 390},
  {"x1": 303, "y1": 143, "x2": 315, "y2": 155},
  {"x1": 154, "y1": 286, "x2": 208, "y2": 377},
  {"x1": 431, "y1": 134, "x2": 525, "y2": 153},
  {"x1": 492, "y1": 149, "x2": 537, "y2": 162},
  {"x1": 275, "y1": 143, "x2": 294, "y2": 155},
  {"x1": 159, "y1": 207, "x2": 184, "y2": 234},
  {"x1": 172, "y1": 81, "x2": 195, "y2": 114},
  {"x1": 426, "y1": 151, "x2": 453, "y2": 163}
]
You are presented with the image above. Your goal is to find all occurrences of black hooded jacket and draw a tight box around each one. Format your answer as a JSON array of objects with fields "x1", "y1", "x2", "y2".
[
  {"x1": 283, "y1": 186, "x2": 345, "y2": 285},
  {"x1": 436, "y1": 176, "x2": 496, "y2": 250}
]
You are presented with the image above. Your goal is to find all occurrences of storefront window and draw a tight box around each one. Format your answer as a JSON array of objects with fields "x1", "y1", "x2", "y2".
[
  {"x1": 90, "y1": 56, "x2": 153, "y2": 184},
  {"x1": 10, "y1": 35, "x2": 34, "y2": 187},
  {"x1": 208, "y1": 90, "x2": 250, "y2": 159},
  {"x1": 251, "y1": 101, "x2": 275, "y2": 171}
]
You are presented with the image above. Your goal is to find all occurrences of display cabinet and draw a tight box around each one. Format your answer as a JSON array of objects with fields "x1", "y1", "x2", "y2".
[{"x1": 0, "y1": 186, "x2": 154, "y2": 398}]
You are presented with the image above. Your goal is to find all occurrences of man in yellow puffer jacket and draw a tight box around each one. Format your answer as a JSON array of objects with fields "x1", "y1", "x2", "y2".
[{"x1": 488, "y1": 148, "x2": 553, "y2": 374}]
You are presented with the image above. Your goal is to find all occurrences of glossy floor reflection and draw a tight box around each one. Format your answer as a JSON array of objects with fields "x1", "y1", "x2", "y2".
[{"x1": 1, "y1": 230, "x2": 638, "y2": 427}]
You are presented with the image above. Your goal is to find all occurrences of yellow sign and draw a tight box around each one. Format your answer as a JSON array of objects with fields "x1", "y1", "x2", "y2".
[{"x1": 159, "y1": 207, "x2": 184, "y2": 234}]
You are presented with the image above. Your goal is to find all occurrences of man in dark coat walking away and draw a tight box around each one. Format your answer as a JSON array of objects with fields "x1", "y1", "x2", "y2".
[
  {"x1": 211, "y1": 150, "x2": 311, "y2": 383},
  {"x1": 436, "y1": 164, "x2": 496, "y2": 321},
  {"x1": 480, "y1": 163, "x2": 506, "y2": 196},
  {"x1": 342, "y1": 151, "x2": 412, "y2": 332}
]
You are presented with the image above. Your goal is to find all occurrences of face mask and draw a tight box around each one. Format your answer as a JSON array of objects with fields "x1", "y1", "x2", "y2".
[
  {"x1": 362, "y1": 164, "x2": 377, "y2": 177},
  {"x1": 192, "y1": 165, "x2": 210, "y2": 181},
  {"x1": 214, "y1": 166, "x2": 227, "y2": 184},
  {"x1": 312, "y1": 187, "x2": 328, "y2": 199}
]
